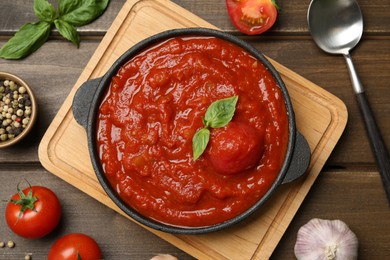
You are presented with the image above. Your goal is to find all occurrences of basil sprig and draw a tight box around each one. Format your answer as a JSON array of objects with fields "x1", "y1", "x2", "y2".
[
  {"x1": 0, "y1": 0, "x2": 109, "y2": 60},
  {"x1": 192, "y1": 96, "x2": 238, "y2": 161}
]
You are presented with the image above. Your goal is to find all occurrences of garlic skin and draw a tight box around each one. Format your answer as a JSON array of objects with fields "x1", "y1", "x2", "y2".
[{"x1": 294, "y1": 218, "x2": 358, "y2": 260}]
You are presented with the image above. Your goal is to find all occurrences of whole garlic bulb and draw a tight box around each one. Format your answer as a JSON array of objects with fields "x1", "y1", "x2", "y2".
[{"x1": 294, "y1": 218, "x2": 358, "y2": 260}]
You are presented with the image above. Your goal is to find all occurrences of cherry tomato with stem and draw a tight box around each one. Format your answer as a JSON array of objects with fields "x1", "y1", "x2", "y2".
[
  {"x1": 5, "y1": 182, "x2": 62, "y2": 239},
  {"x1": 226, "y1": 0, "x2": 279, "y2": 35},
  {"x1": 48, "y1": 233, "x2": 102, "y2": 260}
]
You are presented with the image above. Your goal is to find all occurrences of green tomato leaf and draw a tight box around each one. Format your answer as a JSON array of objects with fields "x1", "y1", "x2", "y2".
[
  {"x1": 34, "y1": 0, "x2": 57, "y2": 23},
  {"x1": 58, "y1": 0, "x2": 82, "y2": 16},
  {"x1": 54, "y1": 19, "x2": 80, "y2": 48},
  {"x1": 192, "y1": 128, "x2": 210, "y2": 161},
  {"x1": 204, "y1": 96, "x2": 238, "y2": 128},
  {"x1": 0, "y1": 21, "x2": 51, "y2": 60},
  {"x1": 60, "y1": 0, "x2": 109, "y2": 27}
]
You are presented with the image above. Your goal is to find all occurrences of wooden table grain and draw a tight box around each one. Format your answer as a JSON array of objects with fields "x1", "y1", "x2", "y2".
[{"x1": 0, "y1": 0, "x2": 389, "y2": 259}]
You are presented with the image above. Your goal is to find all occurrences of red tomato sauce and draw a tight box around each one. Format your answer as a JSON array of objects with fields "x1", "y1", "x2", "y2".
[{"x1": 96, "y1": 36, "x2": 289, "y2": 227}]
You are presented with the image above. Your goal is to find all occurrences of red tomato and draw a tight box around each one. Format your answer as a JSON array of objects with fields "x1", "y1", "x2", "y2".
[
  {"x1": 48, "y1": 233, "x2": 102, "y2": 260},
  {"x1": 5, "y1": 185, "x2": 61, "y2": 239},
  {"x1": 206, "y1": 122, "x2": 264, "y2": 175},
  {"x1": 226, "y1": 0, "x2": 279, "y2": 35}
]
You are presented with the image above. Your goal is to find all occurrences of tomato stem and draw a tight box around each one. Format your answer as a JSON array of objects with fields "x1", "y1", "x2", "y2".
[
  {"x1": 271, "y1": 0, "x2": 281, "y2": 11},
  {"x1": 77, "y1": 243, "x2": 82, "y2": 260},
  {"x1": 10, "y1": 180, "x2": 38, "y2": 219}
]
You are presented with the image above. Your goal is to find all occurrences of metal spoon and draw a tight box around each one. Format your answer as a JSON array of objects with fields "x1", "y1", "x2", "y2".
[{"x1": 308, "y1": 0, "x2": 390, "y2": 203}]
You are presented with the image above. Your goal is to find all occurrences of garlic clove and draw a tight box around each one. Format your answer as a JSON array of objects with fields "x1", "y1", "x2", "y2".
[
  {"x1": 150, "y1": 254, "x2": 178, "y2": 260},
  {"x1": 294, "y1": 218, "x2": 358, "y2": 260}
]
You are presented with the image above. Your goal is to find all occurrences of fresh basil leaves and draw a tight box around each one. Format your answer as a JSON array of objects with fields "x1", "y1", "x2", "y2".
[
  {"x1": 192, "y1": 96, "x2": 238, "y2": 161},
  {"x1": 0, "y1": 0, "x2": 109, "y2": 60},
  {"x1": 0, "y1": 22, "x2": 51, "y2": 60},
  {"x1": 54, "y1": 19, "x2": 80, "y2": 48},
  {"x1": 192, "y1": 128, "x2": 211, "y2": 161},
  {"x1": 60, "y1": 0, "x2": 110, "y2": 27},
  {"x1": 34, "y1": 0, "x2": 57, "y2": 23}
]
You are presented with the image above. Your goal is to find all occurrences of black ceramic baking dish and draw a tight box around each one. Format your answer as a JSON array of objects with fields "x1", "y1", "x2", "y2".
[{"x1": 72, "y1": 28, "x2": 311, "y2": 234}]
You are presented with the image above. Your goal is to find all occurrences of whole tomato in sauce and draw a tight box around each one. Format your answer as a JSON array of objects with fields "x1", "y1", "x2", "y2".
[
  {"x1": 226, "y1": 0, "x2": 279, "y2": 35},
  {"x1": 48, "y1": 233, "x2": 102, "y2": 260},
  {"x1": 5, "y1": 184, "x2": 61, "y2": 239},
  {"x1": 206, "y1": 121, "x2": 265, "y2": 175}
]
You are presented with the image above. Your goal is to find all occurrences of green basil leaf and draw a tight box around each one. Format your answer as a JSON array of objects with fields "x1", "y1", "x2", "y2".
[
  {"x1": 58, "y1": 0, "x2": 82, "y2": 16},
  {"x1": 60, "y1": 0, "x2": 109, "y2": 27},
  {"x1": 204, "y1": 96, "x2": 238, "y2": 128},
  {"x1": 192, "y1": 128, "x2": 210, "y2": 161},
  {"x1": 0, "y1": 21, "x2": 51, "y2": 60},
  {"x1": 34, "y1": 0, "x2": 57, "y2": 23},
  {"x1": 54, "y1": 19, "x2": 80, "y2": 48}
]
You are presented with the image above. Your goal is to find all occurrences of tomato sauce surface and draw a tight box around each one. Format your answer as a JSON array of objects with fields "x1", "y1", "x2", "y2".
[{"x1": 96, "y1": 36, "x2": 289, "y2": 227}]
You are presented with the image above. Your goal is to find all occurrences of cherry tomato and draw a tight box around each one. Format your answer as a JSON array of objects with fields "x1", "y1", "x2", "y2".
[
  {"x1": 5, "y1": 184, "x2": 61, "y2": 239},
  {"x1": 206, "y1": 122, "x2": 264, "y2": 175},
  {"x1": 48, "y1": 233, "x2": 102, "y2": 260},
  {"x1": 226, "y1": 0, "x2": 279, "y2": 35}
]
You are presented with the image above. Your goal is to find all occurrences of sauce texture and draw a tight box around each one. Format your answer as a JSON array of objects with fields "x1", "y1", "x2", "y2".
[{"x1": 96, "y1": 36, "x2": 289, "y2": 227}]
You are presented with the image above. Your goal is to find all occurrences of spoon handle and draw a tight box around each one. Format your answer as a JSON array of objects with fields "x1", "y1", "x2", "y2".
[
  {"x1": 344, "y1": 53, "x2": 390, "y2": 203},
  {"x1": 356, "y1": 90, "x2": 390, "y2": 204}
]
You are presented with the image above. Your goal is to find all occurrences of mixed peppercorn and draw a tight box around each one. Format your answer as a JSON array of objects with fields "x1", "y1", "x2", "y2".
[{"x1": 0, "y1": 79, "x2": 32, "y2": 142}]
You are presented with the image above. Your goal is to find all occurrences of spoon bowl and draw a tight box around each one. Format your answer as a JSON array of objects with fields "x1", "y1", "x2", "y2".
[
  {"x1": 308, "y1": 0, "x2": 390, "y2": 204},
  {"x1": 308, "y1": 0, "x2": 363, "y2": 55}
]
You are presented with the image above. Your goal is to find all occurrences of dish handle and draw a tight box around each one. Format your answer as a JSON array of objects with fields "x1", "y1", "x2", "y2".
[
  {"x1": 72, "y1": 77, "x2": 102, "y2": 129},
  {"x1": 282, "y1": 132, "x2": 311, "y2": 184}
]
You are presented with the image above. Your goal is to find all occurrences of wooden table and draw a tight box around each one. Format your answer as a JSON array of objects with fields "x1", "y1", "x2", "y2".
[{"x1": 0, "y1": 0, "x2": 389, "y2": 259}]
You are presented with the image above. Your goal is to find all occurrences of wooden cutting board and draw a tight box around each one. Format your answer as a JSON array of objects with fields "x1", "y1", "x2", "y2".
[{"x1": 38, "y1": 0, "x2": 348, "y2": 259}]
